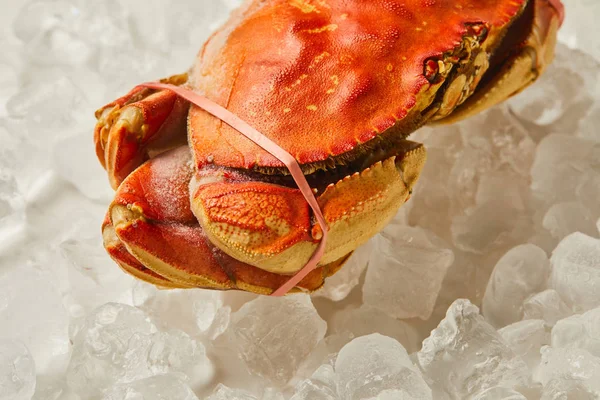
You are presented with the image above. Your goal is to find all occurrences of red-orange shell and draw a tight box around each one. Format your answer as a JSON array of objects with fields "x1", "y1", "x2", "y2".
[{"x1": 190, "y1": 0, "x2": 526, "y2": 169}]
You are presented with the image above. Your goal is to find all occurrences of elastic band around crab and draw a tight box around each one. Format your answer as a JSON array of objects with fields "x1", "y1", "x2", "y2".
[{"x1": 139, "y1": 82, "x2": 328, "y2": 297}]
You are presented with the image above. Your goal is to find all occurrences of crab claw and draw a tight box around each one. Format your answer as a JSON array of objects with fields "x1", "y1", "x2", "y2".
[
  {"x1": 94, "y1": 74, "x2": 189, "y2": 189},
  {"x1": 102, "y1": 213, "x2": 190, "y2": 289},
  {"x1": 190, "y1": 141, "x2": 426, "y2": 274},
  {"x1": 106, "y1": 146, "x2": 344, "y2": 294}
]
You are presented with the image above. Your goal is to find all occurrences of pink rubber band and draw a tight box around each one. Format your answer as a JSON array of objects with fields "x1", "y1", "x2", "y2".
[
  {"x1": 548, "y1": 0, "x2": 565, "y2": 26},
  {"x1": 139, "y1": 82, "x2": 328, "y2": 297}
]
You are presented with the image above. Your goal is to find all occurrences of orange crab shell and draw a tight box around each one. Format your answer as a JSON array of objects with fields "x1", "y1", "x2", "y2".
[
  {"x1": 189, "y1": 0, "x2": 526, "y2": 170},
  {"x1": 102, "y1": 147, "x2": 347, "y2": 293}
]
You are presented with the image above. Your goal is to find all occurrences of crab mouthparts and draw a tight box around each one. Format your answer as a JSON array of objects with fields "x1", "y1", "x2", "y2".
[{"x1": 262, "y1": 138, "x2": 425, "y2": 194}]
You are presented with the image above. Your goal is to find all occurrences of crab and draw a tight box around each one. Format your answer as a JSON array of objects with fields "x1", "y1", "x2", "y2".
[{"x1": 95, "y1": 0, "x2": 564, "y2": 295}]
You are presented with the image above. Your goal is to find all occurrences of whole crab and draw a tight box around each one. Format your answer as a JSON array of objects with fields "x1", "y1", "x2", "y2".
[{"x1": 95, "y1": 0, "x2": 563, "y2": 294}]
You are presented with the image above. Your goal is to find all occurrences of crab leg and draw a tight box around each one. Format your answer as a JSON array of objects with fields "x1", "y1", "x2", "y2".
[
  {"x1": 434, "y1": 0, "x2": 562, "y2": 124},
  {"x1": 190, "y1": 143, "x2": 426, "y2": 275},
  {"x1": 94, "y1": 74, "x2": 190, "y2": 189},
  {"x1": 102, "y1": 213, "x2": 190, "y2": 289},
  {"x1": 105, "y1": 146, "x2": 344, "y2": 294}
]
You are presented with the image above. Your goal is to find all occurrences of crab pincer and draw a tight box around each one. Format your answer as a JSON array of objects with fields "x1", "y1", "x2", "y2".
[
  {"x1": 94, "y1": 74, "x2": 190, "y2": 189},
  {"x1": 104, "y1": 146, "x2": 345, "y2": 294}
]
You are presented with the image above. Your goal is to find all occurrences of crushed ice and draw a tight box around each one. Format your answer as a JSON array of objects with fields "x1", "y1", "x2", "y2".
[{"x1": 0, "y1": 0, "x2": 599, "y2": 398}]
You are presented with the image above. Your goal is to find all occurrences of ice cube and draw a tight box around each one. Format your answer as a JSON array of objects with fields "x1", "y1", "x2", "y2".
[
  {"x1": 459, "y1": 107, "x2": 536, "y2": 175},
  {"x1": 335, "y1": 334, "x2": 431, "y2": 400},
  {"x1": 576, "y1": 173, "x2": 600, "y2": 218},
  {"x1": 558, "y1": 0, "x2": 600, "y2": 63},
  {"x1": 418, "y1": 299, "x2": 530, "y2": 399},
  {"x1": 363, "y1": 388, "x2": 429, "y2": 400},
  {"x1": 522, "y1": 289, "x2": 573, "y2": 327},
  {"x1": 451, "y1": 201, "x2": 532, "y2": 254},
  {"x1": 66, "y1": 303, "x2": 156, "y2": 395},
  {"x1": 543, "y1": 201, "x2": 598, "y2": 239},
  {"x1": 329, "y1": 305, "x2": 420, "y2": 353},
  {"x1": 472, "y1": 387, "x2": 527, "y2": 400},
  {"x1": 549, "y1": 232, "x2": 600, "y2": 312},
  {"x1": 538, "y1": 347, "x2": 600, "y2": 396},
  {"x1": 406, "y1": 130, "x2": 456, "y2": 236},
  {"x1": 59, "y1": 220, "x2": 135, "y2": 317},
  {"x1": 67, "y1": 303, "x2": 211, "y2": 396},
  {"x1": 225, "y1": 295, "x2": 326, "y2": 385},
  {"x1": 13, "y1": 1, "x2": 82, "y2": 43},
  {"x1": 474, "y1": 170, "x2": 530, "y2": 211},
  {"x1": 313, "y1": 241, "x2": 372, "y2": 302},
  {"x1": 133, "y1": 281, "x2": 230, "y2": 339},
  {"x1": 103, "y1": 374, "x2": 199, "y2": 400},
  {"x1": 295, "y1": 332, "x2": 354, "y2": 383},
  {"x1": 31, "y1": 376, "x2": 73, "y2": 400},
  {"x1": 482, "y1": 244, "x2": 550, "y2": 328},
  {"x1": 53, "y1": 132, "x2": 114, "y2": 202},
  {"x1": 508, "y1": 44, "x2": 600, "y2": 131},
  {"x1": 206, "y1": 384, "x2": 283, "y2": 400},
  {"x1": 551, "y1": 307, "x2": 600, "y2": 357},
  {"x1": 0, "y1": 124, "x2": 26, "y2": 242},
  {"x1": 363, "y1": 227, "x2": 454, "y2": 320},
  {"x1": 0, "y1": 265, "x2": 70, "y2": 376},
  {"x1": 579, "y1": 103, "x2": 600, "y2": 142},
  {"x1": 0, "y1": 340, "x2": 36, "y2": 400},
  {"x1": 541, "y1": 379, "x2": 599, "y2": 400},
  {"x1": 6, "y1": 76, "x2": 88, "y2": 135},
  {"x1": 0, "y1": 164, "x2": 25, "y2": 250},
  {"x1": 120, "y1": 330, "x2": 212, "y2": 389},
  {"x1": 206, "y1": 384, "x2": 257, "y2": 400},
  {"x1": 530, "y1": 135, "x2": 598, "y2": 206},
  {"x1": 290, "y1": 364, "x2": 339, "y2": 400},
  {"x1": 498, "y1": 320, "x2": 550, "y2": 371}
]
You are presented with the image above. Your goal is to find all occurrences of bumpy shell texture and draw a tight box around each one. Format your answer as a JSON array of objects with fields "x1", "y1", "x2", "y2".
[{"x1": 189, "y1": 0, "x2": 526, "y2": 169}]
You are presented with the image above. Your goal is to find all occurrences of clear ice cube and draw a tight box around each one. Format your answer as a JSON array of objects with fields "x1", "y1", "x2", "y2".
[
  {"x1": 483, "y1": 244, "x2": 550, "y2": 328},
  {"x1": 363, "y1": 227, "x2": 454, "y2": 320},
  {"x1": 295, "y1": 332, "x2": 353, "y2": 383},
  {"x1": 498, "y1": 320, "x2": 550, "y2": 371},
  {"x1": 538, "y1": 347, "x2": 600, "y2": 396},
  {"x1": 549, "y1": 232, "x2": 600, "y2": 312},
  {"x1": 418, "y1": 299, "x2": 530, "y2": 399},
  {"x1": 551, "y1": 307, "x2": 600, "y2": 358},
  {"x1": 0, "y1": 339, "x2": 36, "y2": 400},
  {"x1": 0, "y1": 265, "x2": 70, "y2": 376},
  {"x1": 335, "y1": 334, "x2": 431, "y2": 400},
  {"x1": 542, "y1": 201, "x2": 598, "y2": 239},
  {"x1": 290, "y1": 364, "x2": 339, "y2": 400},
  {"x1": 6, "y1": 76, "x2": 88, "y2": 135},
  {"x1": 103, "y1": 374, "x2": 200, "y2": 400},
  {"x1": 66, "y1": 303, "x2": 211, "y2": 397},
  {"x1": 329, "y1": 305, "x2": 420, "y2": 353},
  {"x1": 225, "y1": 295, "x2": 326, "y2": 385},
  {"x1": 472, "y1": 387, "x2": 527, "y2": 400},
  {"x1": 313, "y1": 241, "x2": 372, "y2": 302},
  {"x1": 530, "y1": 135, "x2": 598, "y2": 206},
  {"x1": 559, "y1": 0, "x2": 600, "y2": 63},
  {"x1": 508, "y1": 44, "x2": 600, "y2": 132},
  {"x1": 53, "y1": 132, "x2": 114, "y2": 202},
  {"x1": 522, "y1": 289, "x2": 573, "y2": 327},
  {"x1": 58, "y1": 214, "x2": 135, "y2": 317},
  {"x1": 206, "y1": 384, "x2": 283, "y2": 400},
  {"x1": 133, "y1": 281, "x2": 230, "y2": 339}
]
